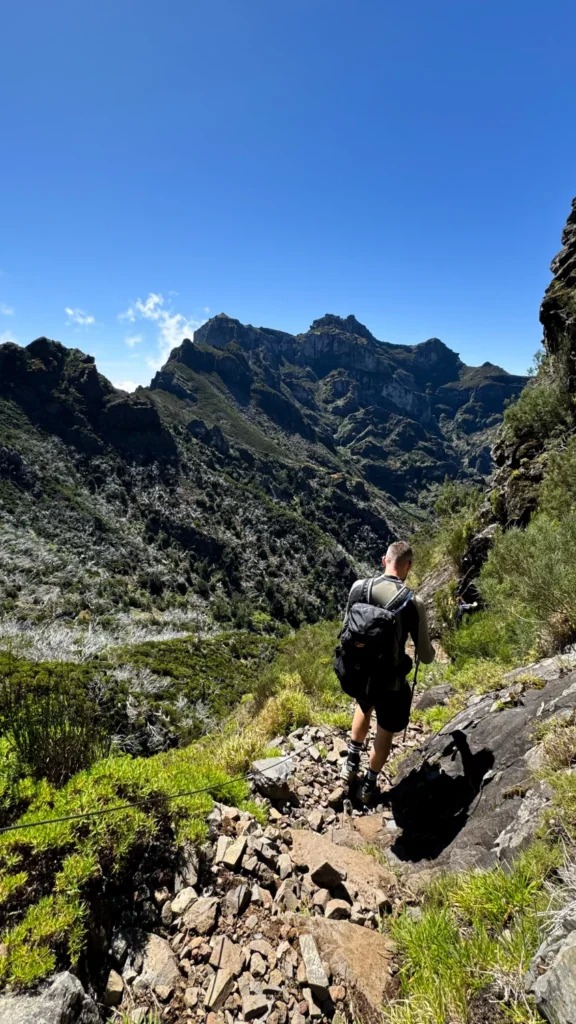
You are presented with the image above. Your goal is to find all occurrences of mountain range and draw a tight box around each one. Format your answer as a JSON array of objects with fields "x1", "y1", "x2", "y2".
[{"x1": 0, "y1": 313, "x2": 526, "y2": 635}]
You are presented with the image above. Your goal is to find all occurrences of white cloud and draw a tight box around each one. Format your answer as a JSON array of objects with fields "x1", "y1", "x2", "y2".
[
  {"x1": 204, "y1": 306, "x2": 211, "y2": 313},
  {"x1": 0, "y1": 331, "x2": 16, "y2": 344},
  {"x1": 0, "y1": 304, "x2": 14, "y2": 316},
  {"x1": 65, "y1": 307, "x2": 95, "y2": 326},
  {"x1": 125, "y1": 334, "x2": 143, "y2": 348},
  {"x1": 118, "y1": 292, "x2": 205, "y2": 371},
  {"x1": 113, "y1": 379, "x2": 138, "y2": 392}
]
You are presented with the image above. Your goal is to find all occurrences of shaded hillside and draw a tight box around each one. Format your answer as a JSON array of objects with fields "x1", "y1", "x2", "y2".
[{"x1": 0, "y1": 316, "x2": 524, "y2": 635}]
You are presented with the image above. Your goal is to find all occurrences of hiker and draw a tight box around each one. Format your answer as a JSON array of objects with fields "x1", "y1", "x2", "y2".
[
  {"x1": 455, "y1": 595, "x2": 479, "y2": 626},
  {"x1": 336, "y1": 540, "x2": 435, "y2": 804}
]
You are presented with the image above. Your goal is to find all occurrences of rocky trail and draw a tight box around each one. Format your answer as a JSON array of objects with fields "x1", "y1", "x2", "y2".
[
  {"x1": 99, "y1": 719, "x2": 418, "y2": 1024},
  {"x1": 5, "y1": 651, "x2": 576, "y2": 1024}
]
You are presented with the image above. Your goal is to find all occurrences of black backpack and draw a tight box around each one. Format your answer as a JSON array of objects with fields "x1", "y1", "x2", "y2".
[{"x1": 334, "y1": 575, "x2": 414, "y2": 705}]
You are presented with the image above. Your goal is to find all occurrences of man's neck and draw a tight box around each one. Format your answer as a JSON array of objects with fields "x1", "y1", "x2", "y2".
[{"x1": 384, "y1": 570, "x2": 407, "y2": 582}]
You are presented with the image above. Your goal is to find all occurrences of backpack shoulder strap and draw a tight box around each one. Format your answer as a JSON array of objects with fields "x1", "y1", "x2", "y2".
[{"x1": 384, "y1": 583, "x2": 415, "y2": 613}]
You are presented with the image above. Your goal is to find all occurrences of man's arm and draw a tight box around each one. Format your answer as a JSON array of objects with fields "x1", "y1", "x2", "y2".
[{"x1": 413, "y1": 595, "x2": 436, "y2": 664}]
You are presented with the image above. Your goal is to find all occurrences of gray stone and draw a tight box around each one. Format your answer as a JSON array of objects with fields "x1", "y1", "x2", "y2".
[
  {"x1": 494, "y1": 782, "x2": 553, "y2": 862},
  {"x1": 277, "y1": 853, "x2": 293, "y2": 879},
  {"x1": 532, "y1": 931, "x2": 576, "y2": 1024},
  {"x1": 171, "y1": 885, "x2": 198, "y2": 916},
  {"x1": 303, "y1": 987, "x2": 322, "y2": 1018},
  {"x1": 226, "y1": 883, "x2": 251, "y2": 916},
  {"x1": 243, "y1": 993, "x2": 269, "y2": 1019},
  {"x1": 215, "y1": 835, "x2": 232, "y2": 863},
  {"x1": 325, "y1": 899, "x2": 351, "y2": 920},
  {"x1": 0, "y1": 971, "x2": 100, "y2": 1024},
  {"x1": 103, "y1": 969, "x2": 123, "y2": 1006},
  {"x1": 183, "y1": 896, "x2": 220, "y2": 935},
  {"x1": 184, "y1": 986, "x2": 200, "y2": 1007},
  {"x1": 251, "y1": 756, "x2": 298, "y2": 801},
  {"x1": 390, "y1": 663, "x2": 576, "y2": 879},
  {"x1": 131, "y1": 931, "x2": 182, "y2": 996},
  {"x1": 222, "y1": 837, "x2": 247, "y2": 870},
  {"x1": 175, "y1": 842, "x2": 200, "y2": 888},
  {"x1": 308, "y1": 809, "x2": 324, "y2": 832},
  {"x1": 309, "y1": 859, "x2": 346, "y2": 889},
  {"x1": 210, "y1": 935, "x2": 245, "y2": 976},
  {"x1": 251, "y1": 952, "x2": 267, "y2": 978},
  {"x1": 414, "y1": 684, "x2": 454, "y2": 711},
  {"x1": 312, "y1": 888, "x2": 331, "y2": 910},
  {"x1": 205, "y1": 968, "x2": 235, "y2": 1011},
  {"x1": 298, "y1": 933, "x2": 330, "y2": 997}
]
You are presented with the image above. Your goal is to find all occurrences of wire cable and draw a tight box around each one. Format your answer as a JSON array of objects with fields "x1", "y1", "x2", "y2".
[{"x1": 0, "y1": 742, "x2": 317, "y2": 837}]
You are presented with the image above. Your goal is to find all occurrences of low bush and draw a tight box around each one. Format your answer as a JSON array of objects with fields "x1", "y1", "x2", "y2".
[
  {"x1": 0, "y1": 654, "x2": 123, "y2": 785},
  {"x1": 411, "y1": 479, "x2": 482, "y2": 582},
  {"x1": 539, "y1": 433, "x2": 576, "y2": 519},
  {"x1": 479, "y1": 513, "x2": 576, "y2": 658},
  {"x1": 0, "y1": 741, "x2": 252, "y2": 988},
  {"x1": 502, "y1": 349, "x2": 573, "y2": 447}
]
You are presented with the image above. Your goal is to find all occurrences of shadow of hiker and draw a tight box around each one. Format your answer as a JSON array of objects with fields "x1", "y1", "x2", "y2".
[{"x1": 385, "y1": 729, "x2": 495, "y2": 862}]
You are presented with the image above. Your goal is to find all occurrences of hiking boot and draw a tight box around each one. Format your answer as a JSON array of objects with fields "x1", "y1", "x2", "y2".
[
  {"x1": 360, "y1": 773, "x2": 379, "y2": 806},
  {"x1": 340, "y1": 758, "x2": 359, "y2": 785}
]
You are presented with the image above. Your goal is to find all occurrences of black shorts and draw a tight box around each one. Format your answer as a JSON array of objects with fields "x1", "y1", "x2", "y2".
[{"x1": 357, "y1": 682, "x2": 412, "y2": 733}]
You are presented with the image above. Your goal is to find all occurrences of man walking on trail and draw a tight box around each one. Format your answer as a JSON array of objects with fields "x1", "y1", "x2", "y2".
[{"x1": 339, "y1": 540, "x2": 435, "y2": 804}]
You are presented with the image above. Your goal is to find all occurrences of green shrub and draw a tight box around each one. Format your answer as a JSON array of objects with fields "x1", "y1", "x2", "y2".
[
  {"x1": 503, "y1": 350, "x2": 573, "y2": 446},
  {"x1": 539, "y1": 434, "x2": 576, "y2": 519},
  {"x1": 411, "y1": 480, "x2": 482, "y2": 581},
  {"x1": 0, "y1": 740, "x2": 251, "y2": 988},
  {"x1": 0, "y1": 655, "x2": 121, "y2": 785},
  {"x1": 479, "y1": 513, "x2": 576, "y2": 657}
]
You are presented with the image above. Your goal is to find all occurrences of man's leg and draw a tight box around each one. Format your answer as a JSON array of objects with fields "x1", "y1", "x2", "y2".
[
  {"x1": 369, "y1": 725, "x2": 394, "y2": 773},
  {"x1": 351, "y1": 704, "x2": 372, "y2": 744},
  {"x1": 341, "y1": 705, "x2": 373, "y2": 783}
]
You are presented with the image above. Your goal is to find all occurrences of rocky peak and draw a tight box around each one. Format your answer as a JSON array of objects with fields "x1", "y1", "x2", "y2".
[{"x1": 308, "y1": 314, "x2": 376, "y2": 342}]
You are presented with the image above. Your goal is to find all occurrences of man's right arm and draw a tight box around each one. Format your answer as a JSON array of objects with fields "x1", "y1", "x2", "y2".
[{"x1": 413, "y1": 595, "x2": 435, "y2": 664}]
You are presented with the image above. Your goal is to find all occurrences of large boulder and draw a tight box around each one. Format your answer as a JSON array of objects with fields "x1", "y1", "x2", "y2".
[
  {"x1": 251, "y1": 756, "x2": 299, "y2": 803},
  {"x1": 384, "y1": 654, "x2": 576, "y2": 878},
  {"x1": 289, "y1": 828, "x2": 395, "y2": 911},
  {"x1": 287, "y1": 913, "x2": 397, "y2": 1022},
  {"x1": 527, "y1": 927, "x2": 576, "y2": 1023},
  {"x1": 0, "y1": 972, "x2": 100, "y2": 1024},
  {"x1": 126, "y1": 932, "x2": 181, "y2": 997}
]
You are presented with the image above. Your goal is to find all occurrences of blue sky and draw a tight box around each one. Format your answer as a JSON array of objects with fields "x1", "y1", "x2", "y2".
[{"x1": 2, "y1": 0, "x2": 576, "y2": 388}]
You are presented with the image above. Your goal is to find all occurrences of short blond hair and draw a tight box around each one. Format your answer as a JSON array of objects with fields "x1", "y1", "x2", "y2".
[{"x1": 385, "y1": 540, "x2": 413, "y2": 567}]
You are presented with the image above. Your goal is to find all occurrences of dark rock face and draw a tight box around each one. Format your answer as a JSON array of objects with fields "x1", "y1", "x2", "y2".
[
  {"x1": 487, "y1": 198, "x2": 576, "y2": 529},
  {"x1": 541, "y1": 197, "x2": 576, "y2": 389},
  {"x1": 385, "y1": 652, "x2": 576, "y2": 877}
]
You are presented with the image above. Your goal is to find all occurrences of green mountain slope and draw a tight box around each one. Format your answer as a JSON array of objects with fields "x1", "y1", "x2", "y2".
[{"x1": 0, "y1": 315, "x2": 525, "y2": 639}]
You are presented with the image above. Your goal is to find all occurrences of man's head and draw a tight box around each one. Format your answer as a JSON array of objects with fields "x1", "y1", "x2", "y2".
[{"x1": 383, "y1": 540, "x2": 413, "y2": 580}]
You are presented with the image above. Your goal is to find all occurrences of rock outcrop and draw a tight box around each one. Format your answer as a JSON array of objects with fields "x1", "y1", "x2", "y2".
[
  {"x1": 0, "y1": 972, "x2": 100, "y2": 1024},
  {"x1": 382, "y1": 652, "x2": 576, "y2": 878}
]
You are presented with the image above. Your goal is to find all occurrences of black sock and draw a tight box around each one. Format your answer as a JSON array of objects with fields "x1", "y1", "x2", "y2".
[
  {"x1": 366, "y1": 767, "x2": 379, "y2": 783},
  {"x1": 347, "y1": 740, "x2": 363, "y2": 766}
]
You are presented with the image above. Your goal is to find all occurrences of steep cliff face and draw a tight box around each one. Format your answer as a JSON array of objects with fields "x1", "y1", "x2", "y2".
[{"x1": 489, "y1": 199, "x2": 576, "y2": 527}]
